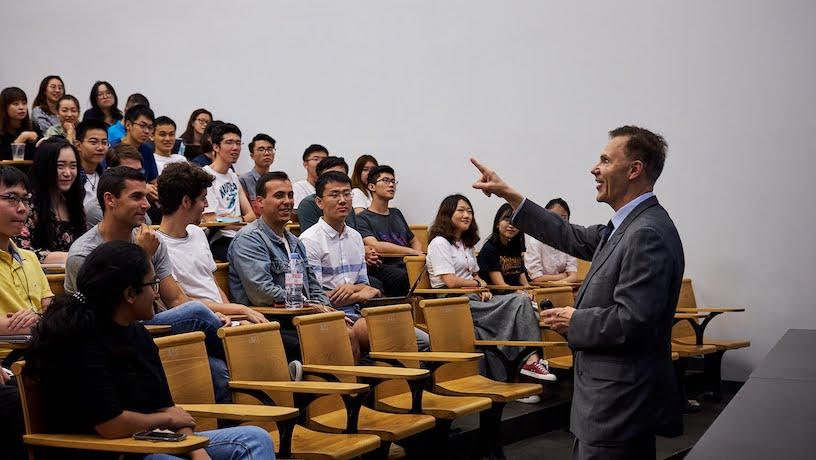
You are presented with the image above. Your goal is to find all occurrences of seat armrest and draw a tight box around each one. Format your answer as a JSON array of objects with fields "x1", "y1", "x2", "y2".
[
  {"x1": 474, "y1": 339, "x2": 568, "y2": 347},
  {"x1": 22, "y1": 433, "x2": 209, "y2": 454},
  {"x1": 177, "y1": 403, "x2": 298, "y2": 422},
  {"x1": 368, "y1": 351, "x2": 483, "y2": 363},
  {"x1": 302, "y1": 364, "x2": 429, "y2": 380},
  {"x1": 229, "y1": 380, "x2": 369, "y2": 395}
]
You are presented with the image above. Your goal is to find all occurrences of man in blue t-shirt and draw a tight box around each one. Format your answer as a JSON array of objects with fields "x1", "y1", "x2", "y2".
[{"x1": 108, "y1": 103, "x2": 159, "y2": 182}]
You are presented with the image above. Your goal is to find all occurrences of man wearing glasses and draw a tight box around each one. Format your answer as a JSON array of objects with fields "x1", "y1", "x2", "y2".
[
  {"x1": 292, "y1": 144, "x2": 329, "y2": 209},
  {"x1": 296, "y1": 156, "x2": 358, "y2": 232},
  {"x1": 239, "y1": 133, "x2": 276, "y2": 201},
  {"x1": 0, "y1": 166, "x2": 52, "y2": 331},
  {"x1": 357, "y1": 165, "x2": 422, "y2": 297},
  {"x1": 109, "y1": 104, "x2": 159, "y2": 183},
  {"x1": 202, "y1": 123, "x2": 256, "y2": 261},
  {"x1": 75, "y1": 119, "x2": 110, "y2": 210}
]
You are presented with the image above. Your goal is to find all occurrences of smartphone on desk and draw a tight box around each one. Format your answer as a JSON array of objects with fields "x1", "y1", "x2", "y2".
[{"x1": 133, "y1": 430, "x2": 187, "y2": 442}]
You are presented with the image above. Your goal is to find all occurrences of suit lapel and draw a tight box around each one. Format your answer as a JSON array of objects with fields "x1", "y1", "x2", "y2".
[{"x1": 574, "y1": 196, "x2": 660, "y2": 307}]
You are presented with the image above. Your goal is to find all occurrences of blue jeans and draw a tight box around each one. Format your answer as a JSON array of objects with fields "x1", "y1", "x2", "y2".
[
  {"x1": 142, "y1": 301, "x2": 231, "y2": 403},
  {"x1": 143, "y1": 425, "x2": 275, "y2": 459}
]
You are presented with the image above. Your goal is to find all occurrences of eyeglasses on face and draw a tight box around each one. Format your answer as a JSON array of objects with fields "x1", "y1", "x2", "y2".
[
  {"x1": 323, "y1": 190, "x2": 353, "y2": 200},
  {"x1": 0, "y1": 193, "x2": 33, "y2": 208},
  {"x1": 221, "y1": 140, "x2": 244, "y2": 147},
  {"x1": 141, "y1": 278, "x2": 160, "y2": 293},
  {"x1": 195, "y1": 118, "x2": 210, "y2": 124},
  {"x1": 132, "y1": 122, "x2": 154, "y2": 133},
  {"x1": 255, "y1": 147, "x2": 275, "y2": 154},
  {"x1": 376, "y1": 178, "x2": 398, "y2": 185}
]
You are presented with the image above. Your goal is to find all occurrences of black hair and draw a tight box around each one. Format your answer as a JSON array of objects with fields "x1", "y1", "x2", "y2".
[
  {"x1": 211, "y1": 123, "x2": 241, "y2": 145},
  {"x1": 25, "y1": 241, "x2": 151, "y2": 377},
  {"x1": 56, "y1": 94, "x2": 80, "y2": 113},
  {"x1": 302, "y1": 144, "x2": 328, "y2": 162},
  {"x1": 28, "y1": 139, "x2": 86, "y2": 248},
  {"x1": 124, "y1": 104, "x2": 155, "y2": 124},
  {"x1": 97, "y1": 166, "x2": 146, "y2": 212},
  {"x1": 180, "y1": 108, "x2": 212, "y2": 145},
  {"x1": 125, "y1": 93, "x2": 149, "y2": 110},
  {"x1": 88, "y1": 81, "x2": 123, "y2": 121},
  {"x1": 0, "y1": 165, "x2": 28, "y2": 190},
  {"x1": 200, "y1": 120, "x2": 224, "y2": 154},
  {"x1": 256, "y1": 171, "x2": 290, "y2": 199},
  {"x1": 75, "y1": 119, "x2": 108, "y2": 142},
  {"x1": 544, "y1": 197, "x2": 571, "y2": 218},
  {"x1": 158, "y1": 162, "x2": 214, "y2": 215},
  {"x1": 249, "y1": 133, "x2": 276, "y2": 153},
  {"x1": 351, "y1": 155, "x2": 378, "y2": 197},
  {"x1": 486, "y1": 203, "x2": 525, "y2": 253},
  {"x1": 429, "y1": 194, "x2": 479, "y2": 248},
  {"x1": 32, "y1": 75, "x2": 65, "y2": 115},
  {"x1": 316, "y1": 156, "x2": 348, "y2": 176},
  {"x1": 154, "y1": 116, "x2": 176, "y2": 130},
  {"x1": 0, "y1": 87, "x2": 32, "y2": 136},
  {"x1": 366, "y1": 165, "x2": 395, "y2": 186},
  {"x1": 315, "y1": 171, "x2": 352, "y2": 197}
]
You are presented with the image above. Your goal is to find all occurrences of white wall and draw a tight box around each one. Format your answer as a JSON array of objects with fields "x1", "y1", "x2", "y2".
[{"x1": 3, "y1": 0, "x2": 815, "y2": 380}]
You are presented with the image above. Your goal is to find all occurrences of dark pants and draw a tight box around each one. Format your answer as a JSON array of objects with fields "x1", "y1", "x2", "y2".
[
  {"x1": 210, "y1": 236, "x2": 233, "y2": 262},
  {"x1": 0, "y1": 383, "x2": 25, "y2": 460},
  {"x1": 367, "y1": 261, "x2": 409, "y2": 297},
  {"x1": 280, "y1": 329, "x2": 301, "y2": 362},
  {"x1": 572, "y1": 435, "x2": 655, "y2": 460}
]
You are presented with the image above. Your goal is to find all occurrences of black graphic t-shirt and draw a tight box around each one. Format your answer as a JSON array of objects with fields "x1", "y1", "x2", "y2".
[{"x1": 477, "y1": 239, "x2": 527, "y2": 285}]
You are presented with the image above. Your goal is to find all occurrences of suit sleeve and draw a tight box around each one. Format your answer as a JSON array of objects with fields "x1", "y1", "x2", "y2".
[
  {"x1": 568, "y1": 226, "x2": 674, "y2": 350},
  {"x1": 512, "y1": 199, "x2": 604, "y2": 261}
]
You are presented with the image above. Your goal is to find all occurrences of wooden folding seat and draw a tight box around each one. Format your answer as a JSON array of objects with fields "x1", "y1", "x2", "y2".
[
  {"x1": 672, "y1": 278, "x2": 750, "y2": 400},
  {"x1": 294, "y1": 311, "x2": 437, "y2": 458},
  {"x1": 12, "y1": 360, "x2": 209, "y2": 458},
  {"x1": 47, "y1": 273, "x2": 64, "y2": 297},
  {"x1": 408, "y1": 224, "x2": 429, "y2": 252},
  {"x1": 419, "y1": 297, "x2": 566, "y2": 458},
  {"x1": 403, "y1": 254, "x2": 488, "y2": 330},
  {"x1": 532, "y1": 286, "x2": 576, "y2": 370},
  {"x1": 362, "y1": 304, "x2": 493, "y2": 454},
  {"x1": 218, "y1": 322, "x2": 382, "y2": 460},
  {"x1": 214, "y1": 262, "x2": 230, "y2": 295}
]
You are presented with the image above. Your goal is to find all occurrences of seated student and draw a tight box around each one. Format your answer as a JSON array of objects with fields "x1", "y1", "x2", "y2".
[
  {"x1": 293, "y1": 144, "x2": 329, "y2": 209},
  {"x1": 74, "y1": 119, "x2": 108, "y2": 215},
  {"x1": 66, "y1": 166, "x2": 232, "y2": 402},
  {"x1": 240, "y1": 133, "x2": 275, "y2": 201},
  {"x1": 351, "y1": 154, "x2": 378, "y2": 213},
  {"x1": 202, "y1": 123, "x2": 256, "y2": 261},
  {"x1": 357, "y1": 165, "x2": 422, "y2": 297},
  {"x1": 108, "y1": 93, "x2": 149, "y2": 145},
  {"x1": 85, "y1": 144, "x2": 155, "y2": 227},
  {"x1": 31, "y1": 75, "x2": 65, "y2": 133},
  {"x1": 0, "y1": 166, "x2": 53, "y2": 327},
  {"x1": 43, "y1": 94, "x2": 80, "y2": 143},
  {"x1": 426, "y1": 194, "x2": 555, "y2": 384},
  {"x1": 478, "y1": 203, "x2": 532, "y2": 286},
  {"x1": 296, "y1": 156, "x2": 358, "y2": 232},
  {"x1": 1, "y1": 87, "x2": 39, "y2": 161},
  {"x1": 152, "y1": 116, "x2": 187, "y2": 175},
  {"x1": 299, "y1": 172, "x2": 381, "y2": 355},
  {"x1": 15, "y1": 139, "x2": 87, "y2": 264},
  {"x1": 25, "y1": 241, "x2": 275, "y2": 460},
  {"x1": 109, "y1": 103, "x2": 159, "y2": 182},
  {"x1": 190, "y1": 120, "x2": 223, "y2": 167},
  {"x1": 179, "y1": 108, "x2": 213, "y2": 161},
  {"x1": 524, "y1": 198, "x2": 579, "y2": 283},
  {"x1": 82, "y1": 80, "x2": 123, "y2": 127},
  {"x1": 157, "y1": 162, "x2": 266, "y2": 323}
]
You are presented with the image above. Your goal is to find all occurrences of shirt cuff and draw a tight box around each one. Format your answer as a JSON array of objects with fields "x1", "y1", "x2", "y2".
[{"x1": 510, "y1": 197, "x2": 528, "y2": 222}]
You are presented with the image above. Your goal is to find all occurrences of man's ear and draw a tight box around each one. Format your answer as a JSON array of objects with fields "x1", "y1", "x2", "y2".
[
  {"x1": 315, "y1": 196, "x2": 325, "y2": 211},
  {"x1": 628, "y1": 160, "x2": 645, "y2": 181},
  {"x1": 181, "y1": 195, "x2": 192, "y2": 209},
  {"x1": 367, "y1": 182, "x2": 376, "y2": 193},
  {"x1": 123, "y1": 285, "x2": 137, "y2": 305},
  {"x1": 104, "y1": 191, "x2": 116, "y2": 209}
]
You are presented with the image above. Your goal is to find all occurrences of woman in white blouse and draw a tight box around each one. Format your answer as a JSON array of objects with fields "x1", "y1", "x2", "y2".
[
  {"x1": 351, "y1": 154, "x2": 378, "y2": 213},
  {"x1": 426, "y1": 194, "x2": 556, "y2": 387},
  {"x1": 524, "y1": 198, "x2": 580, "y2": 283}
]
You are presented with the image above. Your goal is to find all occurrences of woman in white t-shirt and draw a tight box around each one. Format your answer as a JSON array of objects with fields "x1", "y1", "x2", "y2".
[
  {"x1": 426, "y1": 194, "x2": 555, "y2": 386},
  {"x1": 524, "y1": 198, "x2": 579, "y2": 283},
  {"x1": 351, "y1": 154, "x2": 378, "y2": 213}
]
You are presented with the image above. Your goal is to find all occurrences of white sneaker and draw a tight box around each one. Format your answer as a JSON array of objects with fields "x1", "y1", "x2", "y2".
[
  {"x1": 288, "y1": 360, "x2": 303, "y2": 381},
  {"x1": 517, "y1": 395, "x2": 541, "y2": 404}
]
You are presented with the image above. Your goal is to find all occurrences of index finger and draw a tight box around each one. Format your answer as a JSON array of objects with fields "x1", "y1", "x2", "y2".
[{"x1": 469, "y1": 157, "x2": 490, "y2": 174}]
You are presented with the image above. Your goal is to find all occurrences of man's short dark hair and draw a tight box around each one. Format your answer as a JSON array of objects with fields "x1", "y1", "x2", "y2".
[
  {"x1": 609, "y1": 125, "x2": 667, "y2": 184},
  {"x1": 302, "y1": 144, "x2": 328, "y2": 162},
  {"x1": 125, "y1": 93, "x2": 150, "y2": 109},
  {"x1": 316, "y1": 156, "x2": 348, "y2": 176},
  {"x1": 158, "y1": 162, "x2": 214, "y2": 215},
  {"x1": 124, "y1": 104, "x2": 155, "y2": 124},
  {"x1": 211, "y1": 123, "x2": 241, "y2": 146},
  {"x1": 154, "y1": 116, "x2": 176, "y2": 130},
  {"x1": 107, "y1": 144, "x2": 143, "y2": 168},
  {"x1": 0, "y1": 165, "x2": 28, "y2": 190},
  {"x1": 249, "y1": 133, "x2": 276, "y2": 153},
  {"x1": 97, "y1": 166, "x2": 146, "y2": 212},
  {"x1": 201, "y1": 120, "x2": 224, "y2": 153},
  {"x1": 366, "y1": 165, "x2": 395, "y2": 185},
  {"x1": 544, "y1": 197, "x2": 571, "y2": 217},
  {"x1": 76, "y1": 119, "x2": 108, "y2": 141},
  {"x1": 315, "y1": 171, "x2": 352, "y2": 197},
  {"x1": 256, "y1": 171, "x2": 290, "y2": 199}
]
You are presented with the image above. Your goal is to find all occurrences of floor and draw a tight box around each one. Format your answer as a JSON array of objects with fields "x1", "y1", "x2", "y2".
[{"x1": 503, "y1": 394, "x2": 733, "y2": 460}]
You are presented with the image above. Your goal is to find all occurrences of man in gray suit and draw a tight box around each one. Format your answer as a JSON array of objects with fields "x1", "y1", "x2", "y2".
[{"x1": 471, "y1": 126, "x2": 684, "y2": 460}]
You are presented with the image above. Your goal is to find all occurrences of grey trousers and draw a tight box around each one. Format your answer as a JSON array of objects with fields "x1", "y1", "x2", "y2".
[{"x1": 572, "y1": 435, "x2": 656, "y2": 460}]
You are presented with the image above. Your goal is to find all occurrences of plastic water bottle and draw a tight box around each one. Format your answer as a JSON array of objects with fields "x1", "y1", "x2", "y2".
[
  {"x1": 285, "y1": 252, "x2": 304, "y2": 309},
  {"x1": 178, "y1": 141, "x2": 186, "y2": 158}
]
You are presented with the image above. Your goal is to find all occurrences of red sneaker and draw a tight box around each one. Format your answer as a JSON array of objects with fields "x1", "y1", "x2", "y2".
[{"x1": 520, "y1": 359, "x2": 557, "y2": 381}]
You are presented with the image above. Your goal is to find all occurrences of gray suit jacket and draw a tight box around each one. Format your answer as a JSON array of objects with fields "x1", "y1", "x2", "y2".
[{"x1": 514, "y1": 196, "x2": 684, "y2": 445}]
